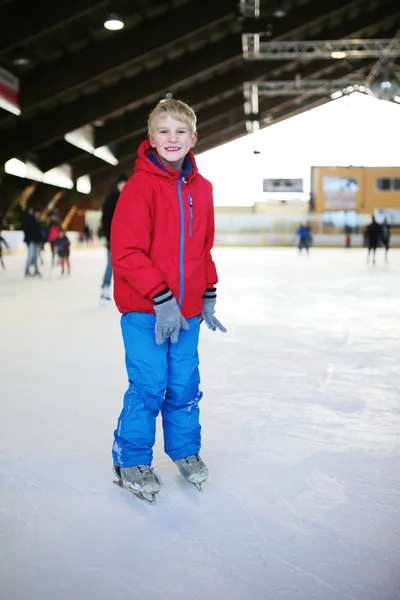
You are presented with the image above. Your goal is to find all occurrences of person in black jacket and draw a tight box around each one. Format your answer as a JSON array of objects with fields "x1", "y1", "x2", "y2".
[
  {"x1": 0, "y1": 231, "x2": 9, "y2": 269},
  {"x1": 381, "y1": 218, "x2": 391, "y2": 262},
  {"x1": 99, "y1": 173, "x2": 127, "y2": 303},
  {"x1": 23, "y1": 208, "x2": 44, "y2": 277},
  {"x1": 366, "y1": 215, "x2": 381, "y2": 265}
]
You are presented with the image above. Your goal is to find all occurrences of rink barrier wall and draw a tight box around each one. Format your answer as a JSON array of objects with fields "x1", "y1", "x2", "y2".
[
  {"x1": 214, "y1": 232, "x2": 400, "y2": 247},
  {"x1": 2, "y1": 230, "x2": 400, "y2": 250}
]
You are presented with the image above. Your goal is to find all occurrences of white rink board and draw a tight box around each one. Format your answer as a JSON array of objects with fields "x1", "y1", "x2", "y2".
[{"x1": 0, "y1": 247, "x2": 399, "y2": 600}]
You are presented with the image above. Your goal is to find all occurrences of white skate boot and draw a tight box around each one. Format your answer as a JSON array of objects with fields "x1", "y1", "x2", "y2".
[
  {"x1": 100, "y1": 285, "x2": 112, "y2": 306},
  {"x1": 174, "y1": 454, "x2": 208, "y2": 491},
  {"x1": 113, "y1": 465, "x2": 161, "y2": 503}
]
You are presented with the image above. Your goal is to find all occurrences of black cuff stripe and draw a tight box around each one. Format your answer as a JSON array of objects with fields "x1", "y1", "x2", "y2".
[
  {"x1": 153, "y1": 287, "x2": 170, "y2": 299},
  {"x1": 203, "y1": 288, "x2": 217, "y2": 299},
  {"x1": 153, "y1": 287, "x2": 173, "y2": 305},
  {"x1": 154, "y1": 294, "x2": 173, "y2": 306}
]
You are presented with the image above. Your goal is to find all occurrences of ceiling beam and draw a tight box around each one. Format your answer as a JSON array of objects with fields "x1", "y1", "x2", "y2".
[
  {"x1": 0, "y1": 33, "x2": 242, "y2": 164},
  {"x1": 19, "y1": 0, "x2": 237, "y2": 112},
  {"x1": 7, "y1": 0, "x2": 396, "y2": 175},
  {"x1": 0, "y1": 0, "x2": 106, "y2": 55},
  {"x1": 0, "y1": 0, "x2": 365, "y2": 163},
  {"x1": 194, "y1": 124, "x2": 248, "y2": 156}
]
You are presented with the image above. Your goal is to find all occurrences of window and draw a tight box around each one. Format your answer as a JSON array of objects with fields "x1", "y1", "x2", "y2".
[
  {"x1": 376, "y1": 178, "x2": 391, "y2": 190},
  {"x1": 376, "y1": 177, "x2": 400, "y2": 191}
]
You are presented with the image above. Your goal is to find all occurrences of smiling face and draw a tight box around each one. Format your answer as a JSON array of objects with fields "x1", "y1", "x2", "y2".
[{"x1": 149, "y1": 115, "x2": 197, "y2": 171}]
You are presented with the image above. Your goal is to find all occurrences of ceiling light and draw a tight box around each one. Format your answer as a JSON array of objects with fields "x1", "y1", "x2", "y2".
[
  {"x1": 273, "y1": 3, "x2": 286, "y2": 18},
  {"x1": 13, "y1": 56, "x2": 30, "y2": 66},
  {"x1": 331, "y1": 51, "x2": 347, "y2": 60},
  {"x1": 331, "y1": 90, "x2": 343, "y2": 99},
  {"x1": 104, "y1": 12, "x2": 124, "y2": 30},
  {"x1": 0, "y1": 97, "x2": 21, "y2": 115}
]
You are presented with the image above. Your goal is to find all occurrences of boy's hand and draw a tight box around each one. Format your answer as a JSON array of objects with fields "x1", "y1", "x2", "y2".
[
  {"x1": 201, "y1": 289, "x2": 227, "y2": 333},
  {"x1": 153, "y1": 288, "x2": 189, "y2": 345}
]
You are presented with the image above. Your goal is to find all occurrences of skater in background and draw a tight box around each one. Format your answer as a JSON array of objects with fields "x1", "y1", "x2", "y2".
[
  {"x1": 366, "y1": 215, "x2": 381, "y2": 264},
  {"x1": 0, "y1": 231, "x2": 9, "y2": 269},
  {"x1": 345, "y1": 225, "x2": 352, "y2": 249},
  {"x1": 305, "y1": 221, "x2": 313, "y2": 246},
  {"x1": 381, "y1": 218, "x2": 391, "y2": 262},
  {"x1": 82, "y1": 224, "x2": 92, "y2": 246},
  {"x1": 295, "y1": 223, "x2": 311, "y2": 254},
  {"x1": 23, "y1": 208, "x2": 43, "y2": 277},
  {"x1": 47, "y1": 214, "x2": 61, "y2": 265},
  {"x1": 99, "y1": 173, "x2": 127, "y2": 304},
  {"x1": 110, "y1": 99, "x2": 226, "y2": 502},
  {"x1": 53, "y1": 229, "x2": 71, "y2": 275}
]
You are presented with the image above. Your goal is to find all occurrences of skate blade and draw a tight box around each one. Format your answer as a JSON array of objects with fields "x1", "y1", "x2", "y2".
[{"x1": 113, "y1": 479, "x2": 157, "y2": 504}]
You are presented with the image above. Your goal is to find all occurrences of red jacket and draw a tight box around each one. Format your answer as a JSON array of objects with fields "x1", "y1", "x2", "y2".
[
  {"x1": 48, "y1": 224, "x2": 60, "y2": 243},
  {"x1": 110, "y1": 140, "x2": 218, "y2": 318}
]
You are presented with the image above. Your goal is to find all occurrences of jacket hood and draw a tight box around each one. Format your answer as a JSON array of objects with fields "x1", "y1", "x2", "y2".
[{"x1": 134, "y1": 139, "x2": 198, "y2": 182}]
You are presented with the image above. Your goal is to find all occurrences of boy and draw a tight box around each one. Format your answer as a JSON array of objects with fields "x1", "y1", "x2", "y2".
[
  {"x1": 110, "y1": 99, "x2": 226, "y2": 502},
  {"x1": 54, "y1": 229, "x2": 71, "y2": 275}
]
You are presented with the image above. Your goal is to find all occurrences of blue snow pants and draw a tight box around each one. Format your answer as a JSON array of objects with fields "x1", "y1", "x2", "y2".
[{"x1": 112, "y1": 312, "x2": 202, "y2": 467}]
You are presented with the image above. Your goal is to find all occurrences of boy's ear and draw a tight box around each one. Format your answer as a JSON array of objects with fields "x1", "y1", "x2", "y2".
[
  {"x1": 190, "y1": 131, "x2": 198, "y2": 148},
  {"x1": 149, "y1": 135, "x2": 156, "y2": 148}
]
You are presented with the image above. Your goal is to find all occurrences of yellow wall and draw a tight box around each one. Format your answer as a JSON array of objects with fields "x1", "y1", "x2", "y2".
[
  {"x1": 253, "y1": 200, "x2": 308, "y2": 215},
  {"x1": 215, "y1": 206, "x2": 253, "y2": 214},
  {"x1": 313, "y1": 166, "x2": 400, "y2": 214}
]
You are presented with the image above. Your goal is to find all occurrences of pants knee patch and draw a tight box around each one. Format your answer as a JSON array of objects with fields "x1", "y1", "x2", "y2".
[
  {"x1": 127, "y1": 383, "x2": 164, "y2": 412},
  {"x1": 165, "y1": 387, "x2": 203, "y2": 410}
]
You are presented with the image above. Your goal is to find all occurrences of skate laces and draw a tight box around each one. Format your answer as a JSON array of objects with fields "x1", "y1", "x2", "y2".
[
  {"x1": 137, "y1": 465, "x2": 154, "y2": 476},
  {"x1": 184, "y1": 455, "x2": 200, "y2": 466}
]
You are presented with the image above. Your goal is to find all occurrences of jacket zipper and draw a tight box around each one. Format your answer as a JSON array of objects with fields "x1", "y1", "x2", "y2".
[
  {"x1": 188, "y1": 195, "x2": 193, "y2": 237},
  {"x1": 177, "y1": 177, "x2": 185, "y2": 308}
]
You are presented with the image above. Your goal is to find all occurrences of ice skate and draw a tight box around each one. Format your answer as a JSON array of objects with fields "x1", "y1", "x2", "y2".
[
  {"x1": 174, "y1": 454, "x2": 208, "y2": 491},
  {"x1": 113, "y1": 465, "x2": 161, "y2": 503},
  {"x1": 100, "y1": 285, "x2": 112, "y2": 306}
]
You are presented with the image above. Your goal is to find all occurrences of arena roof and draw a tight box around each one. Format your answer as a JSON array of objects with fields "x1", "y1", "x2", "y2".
[{"x1": 0, "y1": 0, "x2": 399, "y2": 201}]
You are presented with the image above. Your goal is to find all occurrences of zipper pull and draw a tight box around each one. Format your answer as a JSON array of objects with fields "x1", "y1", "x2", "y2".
[{"x1": 188, "y1": 194, "x2": 193, "y2": 206}]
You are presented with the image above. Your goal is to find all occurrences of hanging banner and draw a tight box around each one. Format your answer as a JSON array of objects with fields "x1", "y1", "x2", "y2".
[
  {"x1": 263, "y1": 178, "x2": 303, "y2": 192},
  {"x1": 323, "y1": 176, "x2": 358, "y2": 209},
  {"x1": 0, "y1": 66, "x2": 20, "y2": 115},
  {"x1": 374, "y1": 208, "x2": 400, "y2": 225}
]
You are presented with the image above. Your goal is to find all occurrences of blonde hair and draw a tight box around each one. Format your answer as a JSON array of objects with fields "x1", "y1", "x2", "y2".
[{"x1": 148, "y1": 99, "x2": 197, "y2": 137}]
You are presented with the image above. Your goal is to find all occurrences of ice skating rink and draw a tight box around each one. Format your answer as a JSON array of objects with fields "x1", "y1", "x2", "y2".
[{"x1": 1, "y1": 246, "x2": 399, "y2": 600}]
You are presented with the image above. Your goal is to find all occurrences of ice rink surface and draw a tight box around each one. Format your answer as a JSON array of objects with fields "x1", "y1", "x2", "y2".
[{"x1": 1, "y1": 246, "x2": 399, "y2": 600}]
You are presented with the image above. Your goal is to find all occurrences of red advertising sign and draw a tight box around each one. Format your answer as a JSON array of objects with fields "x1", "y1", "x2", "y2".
[{"x1": 0, "y1": 66, "x2": 20, "y2": 115}]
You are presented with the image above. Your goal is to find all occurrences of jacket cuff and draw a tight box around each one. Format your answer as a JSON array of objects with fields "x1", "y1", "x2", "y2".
[
  {"x1": 203, "y1": 287, "x2": 217, "y2": 299},
  {"x1": 153, "y1": 287, "x2": 173, "y2": 305},
  {"x1": 149, "y1": 282, "x2": 169, "y2": 299}
]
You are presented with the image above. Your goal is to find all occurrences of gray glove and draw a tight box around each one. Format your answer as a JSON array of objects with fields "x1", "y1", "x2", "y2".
[
  {"x1": 153, "y1": 288, "x2": 189, "y2": 345},
  {"x1": 201, "y1": 289, "x2": 227, "y2": 333}
]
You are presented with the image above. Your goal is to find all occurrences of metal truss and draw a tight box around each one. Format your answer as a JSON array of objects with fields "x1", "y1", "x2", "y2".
[
  {"x1": 242, "y1": 78, "x2": 373, "y2": 134},
  {"x1": 239, "y1": 0, "x2": 259, "y2": 18},
  {"x1": 365, "y1": 28, "x2": 400, "y2": 87},
  {"x1": 243, "y1": 79, "x2": 369, "y2": 96},
  {"x1": 242, "y1": 38, "x2": 400, "y2": 60}
]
